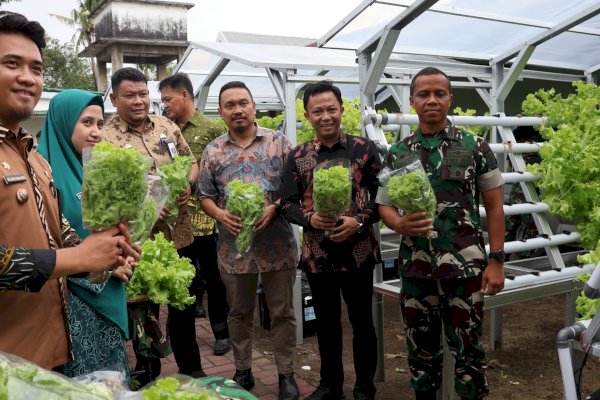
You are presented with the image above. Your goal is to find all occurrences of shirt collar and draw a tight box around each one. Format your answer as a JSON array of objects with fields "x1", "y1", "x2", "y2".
[
  {"x1": 115, "y1": 114, "x2": 154, "y2": 134},
  {"x1": 312, "y1": 131, "x2": 347, "y2": 153},
  {"x1": 0, "y1": 124, "x2": 33, "y2": 150},
  {"x1": 225, "y1": 123, "x2": 262, "y2": 144},
  {"x1": 414, "y1": 122, "x2": 457, "y2": 143}
]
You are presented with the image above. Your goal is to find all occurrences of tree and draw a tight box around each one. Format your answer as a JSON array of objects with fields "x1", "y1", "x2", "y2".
[
  {"x1": 42, "y1": 37, "x2": 95, "y2": 91},
  {"x1": 51, "y1": 0, "x2": 101, "y2": 89},
  {"x1": 0, "y1": 0, "x2": 20, "y2": 5}
]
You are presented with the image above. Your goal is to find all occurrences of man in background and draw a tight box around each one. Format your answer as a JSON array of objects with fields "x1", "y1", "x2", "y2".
[
  {"x1": 159, "y1": 72, "x2": 231, "y2": 356},
  {"x1": 104, "y1": 67, "x2": 204, "y2": 384}
]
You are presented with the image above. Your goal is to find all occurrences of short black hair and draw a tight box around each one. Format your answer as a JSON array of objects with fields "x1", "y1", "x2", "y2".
[
  {"x1": 111, "y1": 67, "x2": 147, "y2": 93},
  {"x1": 0, "y1": 11, "x2": 46, "y2": 53},
  {"x1": 218, "y1": 81, "x2": 253, "y2": 106},
  {"x1": 410, "y1": 67, "x2": 451, "y2": 96},
  {"x1": 159, "y1": 72, "x2": 194, "y2": 97},
  {"x1": 302, "y1": 80, "x2": 342, "y2": 110}
]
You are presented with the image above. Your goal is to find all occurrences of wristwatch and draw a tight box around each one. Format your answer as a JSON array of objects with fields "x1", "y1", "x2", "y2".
[
  {"x1": 355, "y1": 217, "x2": 364, "y2": 234},
  {"x1": 488, "y1": 250, "x2": 506, "y2": 263}
]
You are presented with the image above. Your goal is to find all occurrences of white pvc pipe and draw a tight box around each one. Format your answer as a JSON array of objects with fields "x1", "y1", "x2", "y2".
[
  {"x1": 486, "y1": 232, "x2": 581, "y2": 254},
  {"x1": 489, "y1": 143, "x2": 543, "y2": 153},
  {"x1": 558, "y1": 346, "x2": 578, "y2": 400},
  {"x1": 501, "y1": 171, "x2": 539, "y2": 183},
  {"x1": 480, "y1": 202, "x2": 549, "y2": 217},
  {"x1": 370, "y1": 113, "x2": 546, "y2": 127},
  {"x1": 502, "y1": 264, "x2": 593, "y2": 291}
]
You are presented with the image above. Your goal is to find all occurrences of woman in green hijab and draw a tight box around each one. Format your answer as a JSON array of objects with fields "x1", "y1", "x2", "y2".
[{"x1": 38, "y1": 89, "x2": 131, "y2": 382}]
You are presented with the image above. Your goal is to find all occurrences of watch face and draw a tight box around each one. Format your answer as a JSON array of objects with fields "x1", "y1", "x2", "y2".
[{"x1": 489, "y1": 251, "x2": 506, "y2": 262}]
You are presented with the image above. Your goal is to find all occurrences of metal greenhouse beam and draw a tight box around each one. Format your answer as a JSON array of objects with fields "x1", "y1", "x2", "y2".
[
  {"x1": 359, "y1": 0, "x2": 438, "y2": 95},
  {"x1": 196, "y1": 58, "x2": 229, "y2": 112}
]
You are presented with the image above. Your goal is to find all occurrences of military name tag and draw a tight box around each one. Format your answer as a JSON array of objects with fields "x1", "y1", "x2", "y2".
[{"x1": 4, "y1": 174, "x2": 26, "y2": 185}]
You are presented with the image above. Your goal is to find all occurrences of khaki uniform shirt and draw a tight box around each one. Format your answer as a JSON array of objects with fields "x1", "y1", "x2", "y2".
[
  {"x1": 103, "y1": 114, "x2": 195, "y2": 249},
  {"x1": 181, "y1": 111, "x2": 223, "y2": 236},
  {"x1": 0, "y1": 126, "x2": 70, "y2": 369}
]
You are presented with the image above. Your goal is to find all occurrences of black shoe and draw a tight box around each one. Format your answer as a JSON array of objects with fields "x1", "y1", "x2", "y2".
[
  {"x1": 195, "y1": 302, "x2": 206, "y2": 318},
  {"x1": 190, "y1": 370, "x2": 207, "y2": 378},
  {"x1": 278, "y1": 373, "x2": 299, "y2": 400},
  {"x1": 305, "y1": 384, "x2": 345, "y2": 400},
  {"x1": 233, "y1": 368, "x2": 255, "y2": 390},
  {"x1": 213, "y1": 338, "x2": 232, "y2": 355},
  {"x1": 352, "y1": 385, "x2": 375, "y2": 400}
]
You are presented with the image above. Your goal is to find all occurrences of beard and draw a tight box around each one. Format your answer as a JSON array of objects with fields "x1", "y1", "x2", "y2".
[{"x1": 233, "y1": 124, "x2": 246, "y2": 134}]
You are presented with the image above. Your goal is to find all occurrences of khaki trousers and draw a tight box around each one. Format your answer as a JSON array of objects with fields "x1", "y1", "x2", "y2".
[{"x1": 220, "y1": 268, "x2": 297, "y2": 374}]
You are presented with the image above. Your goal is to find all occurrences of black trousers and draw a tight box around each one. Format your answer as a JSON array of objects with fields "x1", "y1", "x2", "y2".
[
  {"x1": 306, "y1": 267, "x2": 378, "y2": 396},
  {"x1": 166, "y1": 242, "x2": 205, "y2": 375},
  {"x1": 194, "y1": 235, "x2": 230, "y2": 340}
]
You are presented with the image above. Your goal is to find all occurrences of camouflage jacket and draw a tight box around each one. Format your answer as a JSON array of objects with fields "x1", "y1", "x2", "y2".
[{"x1": 379, "y1": 124, "x2": 503, "y2": 279}]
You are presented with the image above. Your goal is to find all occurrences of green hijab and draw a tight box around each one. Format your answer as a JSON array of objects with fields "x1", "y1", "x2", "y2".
[{"x1": 38, "y1": 89, "x2": 128, "y2": 337}]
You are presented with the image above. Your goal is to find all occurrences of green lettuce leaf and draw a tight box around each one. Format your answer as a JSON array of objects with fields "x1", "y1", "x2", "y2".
[
  {"x1": 313, "y1": 165, "x2": 351, "y2": 219},
  {"x1": 226, "y1": 180, "x2": 265, "y2": 255}
]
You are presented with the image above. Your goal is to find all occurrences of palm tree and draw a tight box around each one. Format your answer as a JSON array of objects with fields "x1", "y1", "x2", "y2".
[{"x1": 51, "y1": 0, "x2": 102, "y2": 89}]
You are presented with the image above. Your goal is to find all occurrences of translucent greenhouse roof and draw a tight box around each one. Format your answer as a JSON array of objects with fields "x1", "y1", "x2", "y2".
[
  {"x1": 175, "y1": 0, "x2": 600, "y2": 114},
  {"x1": 320, "y1": 0, "x2": 600, "y2": 73}
]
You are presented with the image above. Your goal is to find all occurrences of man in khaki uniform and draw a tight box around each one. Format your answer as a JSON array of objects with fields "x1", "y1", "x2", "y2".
[
  {"x1": 0, "y1": 12, "x2": 138, "y2": 370},
  {"x1": 103, "y1": 67, "x2": 203, "y2": 382},
  {"x1": 159, "y1": 73, "x2": 231, "y2": 356}
]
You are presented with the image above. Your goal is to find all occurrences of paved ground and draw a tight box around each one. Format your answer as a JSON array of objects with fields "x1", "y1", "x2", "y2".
[{"x1": 126, "y1": 305, "x2": 317, "y2": 399}]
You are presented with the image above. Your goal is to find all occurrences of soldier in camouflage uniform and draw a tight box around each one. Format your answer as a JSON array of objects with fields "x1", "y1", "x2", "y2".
[
  {"x1": 159, "y1": 73, "x2": 232, "y2": 357},
  {"x1": 377, "y1": 67, "x2": 506, "y2": 400}
]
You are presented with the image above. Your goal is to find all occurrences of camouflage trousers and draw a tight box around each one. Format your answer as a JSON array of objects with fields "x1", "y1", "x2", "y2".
[{"x1": 400, "y1": 276, "x2": 489, "y2": 400}]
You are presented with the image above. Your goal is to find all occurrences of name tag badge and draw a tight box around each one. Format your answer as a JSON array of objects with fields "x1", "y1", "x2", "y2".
[
  {"x1": 4, "y1": 174, "x2": 27, "y2": 185},
  {"x1": 167, "y1": 142, "x2": 178, "y2": 159}
]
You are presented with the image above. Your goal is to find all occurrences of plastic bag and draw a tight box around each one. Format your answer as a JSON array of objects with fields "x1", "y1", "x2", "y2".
[
  {"x1": 81, "y1": 142, "x2": 151, "y2": 232},
  {"x1": 128, "y1": 175, "x2": 169, "y2": 244},
  {"x1": 81, "y1": 142, "x2": 153, "y2": 283},
  {"x1": 313, "y1": 159, "x2": 352, "y2": 235},
  {"x1": 0, "y1": 351, "x2": 114, "y2": 399},
  {"x1": 120, "y1": 375, "x2": 223, "y2": 399},
  {"x1": 156, "y1": 155, "x2": 193, "y2": 224},
  {"x1": 378, "y1": 157, "x2": 438, "y2": 239},
  {"x1": 225, "y1": 180, "x2": 265, "y2": 257}
]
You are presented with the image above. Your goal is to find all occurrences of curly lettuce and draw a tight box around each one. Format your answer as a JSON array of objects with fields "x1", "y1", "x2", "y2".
[
  {"x1": 82, "y1": 141, "x2": 149, "y2": 231},
  {"x1": 387, "y1": 171, "x2": 436, "y2": 218},
  {"x1": 226, "y1": 180, "x2": 264, "y2": 255},
  {"x1": 313, "y1": 165, "x2": 351, "y2": 219},
  {"x1": 126, "y1": 232, "x2": 196, "y2": 310},
  {"x1": 157, "y1": 156, "x2": 193, "y2": 219}
]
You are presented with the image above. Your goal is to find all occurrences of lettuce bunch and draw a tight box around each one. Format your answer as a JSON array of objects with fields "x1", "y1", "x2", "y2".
[
  {"x1": 313, "y1": 165, "x2": 351, "y2": 219},
  {"x1": 82, "y1": 141, "x2": 149, "y2": 231},
  {"x1": 387, "y1": 171, "x2": 436, "y2": 218},
  {"x1": 0, "y1": 358, "x2": 112, "y2": 399},
  {"x1": 226, "y1": 180, "x2": 264, "y2": 255},
  {"x1": 157, "y1": 156, "x2": 193, "y2": 219},
  {"x1": 129, "y1": 197, "x2": 159, "y2": 244},
  {"x1": 142, "y1": 377, "x2": 220, "y2": 400},
  {"x1": 126, "y1": 232, "x2": 196, "y2": 310}
]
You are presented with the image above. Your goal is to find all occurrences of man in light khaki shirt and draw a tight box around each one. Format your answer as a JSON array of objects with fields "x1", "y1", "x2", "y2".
[{"x1": 103, "y1": 67, "x2": 204, "y2": 383}]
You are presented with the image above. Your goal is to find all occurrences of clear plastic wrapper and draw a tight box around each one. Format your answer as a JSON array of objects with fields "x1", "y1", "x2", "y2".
[
  {"x1": 81, "y1": 142, "x2": 152, "y2": 283},
  {"x1": 0, "y1": 352, "x2": 114, "y2": 399},
  {"x1": 156, "y1": 155, "x2": 193, "y2": 225},
  {"x1": 225, "y1": 180, "x2": 265, "y2": 257},
  {"x1": 128, "y1": 176, "x2": 169, "y2": 244},
  {"x1": 313, "y1": 159, "x2": 351, "y2": 235},
  {"x1": 378, "y1": 157, "x2": 438, "y2": 239}
]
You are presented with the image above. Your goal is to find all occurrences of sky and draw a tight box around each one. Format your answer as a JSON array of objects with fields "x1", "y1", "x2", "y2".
[{"x1": 1, "y1": 0, "x2": 365, "y2": 45}]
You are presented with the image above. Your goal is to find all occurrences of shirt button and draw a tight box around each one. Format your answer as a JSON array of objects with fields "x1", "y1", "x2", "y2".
[{"x1": 16, "y1": 188, "x2": 29, "y2": 203}]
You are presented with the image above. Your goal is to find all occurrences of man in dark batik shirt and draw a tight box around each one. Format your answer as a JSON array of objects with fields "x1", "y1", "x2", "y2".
[{"x1": 280, "y1": 80, "x2": 381, "y2": 400}]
